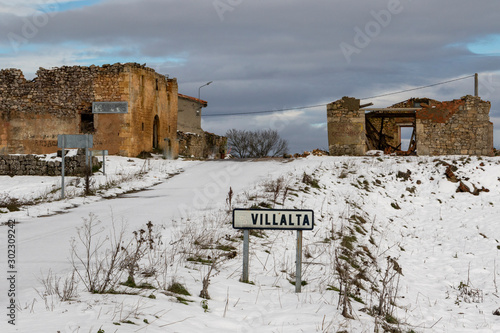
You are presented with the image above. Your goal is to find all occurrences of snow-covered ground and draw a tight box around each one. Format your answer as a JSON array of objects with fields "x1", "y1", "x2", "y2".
[{"x1": 1, "y1": 153, "x2": 500, "y2": 332}]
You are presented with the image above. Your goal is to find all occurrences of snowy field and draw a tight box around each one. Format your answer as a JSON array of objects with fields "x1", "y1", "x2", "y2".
[{"x1": 1, "y1": 153, "x2": 500, "y2": 332}]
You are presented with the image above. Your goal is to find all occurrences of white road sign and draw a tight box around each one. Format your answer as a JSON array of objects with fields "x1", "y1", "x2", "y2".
[{"x1": 233, "y1": 209, "x2": 314, "y2": 230}]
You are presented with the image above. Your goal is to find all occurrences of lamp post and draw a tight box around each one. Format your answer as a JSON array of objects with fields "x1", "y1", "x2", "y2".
[{"x1": 198, "y1": 81, "x2": 213, "y2": 100}]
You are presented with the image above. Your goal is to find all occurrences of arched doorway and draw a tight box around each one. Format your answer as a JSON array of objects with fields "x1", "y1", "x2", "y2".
[{"x1": 153, "y1": 115, "x2": 160, "y2": 149}]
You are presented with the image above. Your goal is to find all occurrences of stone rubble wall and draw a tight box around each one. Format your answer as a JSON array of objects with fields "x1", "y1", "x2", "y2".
[
  {"x1": 0, "y1": 154, "x2": 99, "y2": 176},
  {"x1": 327, "y1": 95, "x2": 494, "y2": 156},
  {"x1": 326, "y1": 96, "x2": 366, "y2": 156},
  {"x1": 416, "y1": 95, "x2": 494, "y2": 156},
  {"x1": 177, "y1": 131, "x2": 227, "y2": 159}
]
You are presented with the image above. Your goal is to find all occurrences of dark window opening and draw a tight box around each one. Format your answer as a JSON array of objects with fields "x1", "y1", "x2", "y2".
[
  {"x1": 155, "y1": 79, "x2": 159, "y2": 90},
  {"x1": 365, "y1": 111, "x2": 417, "y2": 155},
  {"x1": 80, "y1": 113, "x2": 95, "y2": 133},
  {"x1": 142, "y1": 122, "x2": 144, "y2": 131}
]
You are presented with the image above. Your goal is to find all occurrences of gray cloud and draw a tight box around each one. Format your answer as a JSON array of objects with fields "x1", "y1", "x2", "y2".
[{"x1": 1, "y1": 0, "x2": 500, "y2": 152}]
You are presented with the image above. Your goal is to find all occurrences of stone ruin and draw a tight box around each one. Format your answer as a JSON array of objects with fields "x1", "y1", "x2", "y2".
[{"x1": 327, "y1": 95, "x2": 494, "y2": 156}]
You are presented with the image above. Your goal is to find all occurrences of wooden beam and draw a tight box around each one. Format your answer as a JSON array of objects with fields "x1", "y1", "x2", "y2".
[
  {"x1": 365, "y1": 112, "x2": 416, "y2": 119},
  {"x1": 362, "y1": 108, "x2": 420, "y2": 111},
  {"x1": 377, "y1": 117, "x2": 385, "y2": 150}
]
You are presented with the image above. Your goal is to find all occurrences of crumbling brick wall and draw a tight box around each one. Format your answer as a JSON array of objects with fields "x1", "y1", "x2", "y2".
[
  {"x1": 416, "y1": 95, "x2": 493, "y2": 156},
  {"x1": 0, "y1": 63, "x2": 178, "y2": 157},
  {"x1": 327, "y1": 97, "x2": 366, "y2": 156}
]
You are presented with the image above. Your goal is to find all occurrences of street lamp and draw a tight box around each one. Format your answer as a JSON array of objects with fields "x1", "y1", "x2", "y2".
[{"x1": 198, "y1": 81, "x2": 213, "y2": 100}]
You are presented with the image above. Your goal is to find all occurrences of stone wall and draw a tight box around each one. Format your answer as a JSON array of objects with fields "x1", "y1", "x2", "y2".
[
  {"x1": 0, "y1": 63, "x2": 179, "y2": 157},
  {"x1": 327, "y1": 95, "x2": 494, "y2": 156},
  {"x1": 327, "y1": 96, "x2": 366, "y2": 156},
  {"x1": 177, "y1": 131, "x2": 227, "y2": 159},
  {"x1": 416, "y1": 95, "x2": 493, "y2": 156},
  {"x1": 0, "y1": 153, "x2": 99, "y2": 176}
]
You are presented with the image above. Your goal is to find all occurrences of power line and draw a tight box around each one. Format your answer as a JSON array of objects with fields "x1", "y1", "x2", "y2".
[
  {"x1": 202, "y1": 103, "x2": 327, "y2": 117},
  {"x1": 202, "y1": 74, "x2": 475, "y2": 117},
  {"x1": 360, "y1": 74, "x2": 475, "y2": 100}
]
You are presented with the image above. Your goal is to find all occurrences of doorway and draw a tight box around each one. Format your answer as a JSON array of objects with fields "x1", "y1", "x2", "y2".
[
  {"x1": 400, "y1": 126, "x2": 413, "y2": 151},
  {"x1": 153, "y1": 115, "x2": 159, "y2": 149}
]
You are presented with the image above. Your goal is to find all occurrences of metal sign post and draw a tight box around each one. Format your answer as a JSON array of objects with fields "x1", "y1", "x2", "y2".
[
  {"x1": 242, "y1": 229, "x2": 249, "y2": 283},
  {"x1": 60, "y1": 136, "x2": 65, "y2": 199},
  {"x1": 102, "y1": 150, "x2": 107, "y2": 175},
  {"x1": 296, "y1": 230, "x2": 303, "y2": 292},
  {"x1": 233, "y1": 208, "x2": 314, "y2": 292},
  {"x1": 57, "y1": 134, "x2": 93, "y2": 199}
]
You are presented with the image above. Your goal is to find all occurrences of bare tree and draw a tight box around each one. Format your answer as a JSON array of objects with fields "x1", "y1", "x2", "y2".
[
  {"x1": 226, "y1": 129, "x2": 251, "y2": 158},
  {"x1": 226, "y1": 129, "x2": 288, "y2": 158}
]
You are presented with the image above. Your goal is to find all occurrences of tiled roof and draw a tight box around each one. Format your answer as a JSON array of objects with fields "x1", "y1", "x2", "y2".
[{"x1": 178, "y1": 93, "x2": 207, "y2": 107}]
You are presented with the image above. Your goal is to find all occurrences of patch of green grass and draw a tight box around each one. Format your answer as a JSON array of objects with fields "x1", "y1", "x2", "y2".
[
  {"x1": 354, "y1": 225, "x2": 367, "y2": 235},
  {"x1": 341, "y1": 235, "x2": 357, "y2": 251},
  {"x1": 168, "y1": 282, "x2": 191, "y2": 296},
  {"x1": 239, "y1": 279, "x2": 255, "y2": 284},
  {"x1": 100, "y1": 288, "x2": 139, "y2": 295},
  {"x1": 406, "y1": 186, "x2": 416, "y2": 194},
  {"x1": 187, "y1": 256, "x2": 213, "y2": 265},
  {"x1": 258, "y1": 201, "x2": 272, "y2": 209},
  {"x1": 391, "y1": 202, "x2": 401, "y2": 210},
  {"x1": 249, "y1": 229, "x2": 266, "y2": 238},
  {"x1": 302, "y1": 172, "x2": 320, "y2": 189},
  {"x1": 6, "y1": 204, "x2": 21, "y2": 212},
  {"x1": 121, "y1": 276, "x2": 137, "y2": 288},
  {"x1": 137, "y1": 282, "x2": 155, "y2": 289},
  {"x1": 216, "y1": 244, "x2": 237, "y2": 251},
  {"x1": 176, "y1": 296, "x2": 193, "y2": 305},
  {"x1": 385, "y1": 314, "x2": 399, "y2": 324},
  {"x1": 201, "y1": 299, "x2": 209, "y2": 312},
  {"x1": 288, "y1": 279, "x2": 308, "y2": 286},
  {"x1": 327, "y1": 285, "x2": 340, "y2": 292},
  {"x1": 92, "y1": 163, "x2": 102, "y2": 173},
  {"x1": 350, "y1": 293, "x2": 364, "y2": 304},
  {"x1": 350, "y1": 214, "x2": 367, "y2": 224}
]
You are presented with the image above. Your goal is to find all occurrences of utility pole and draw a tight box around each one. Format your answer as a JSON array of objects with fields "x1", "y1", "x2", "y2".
[{"x1": 475, "y1": 73, "x2": 479, "y2": 97}]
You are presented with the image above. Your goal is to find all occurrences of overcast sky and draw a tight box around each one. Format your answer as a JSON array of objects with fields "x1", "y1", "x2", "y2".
[{"x1": 1, "y1": 0, "x2": 499, "y2": 153}]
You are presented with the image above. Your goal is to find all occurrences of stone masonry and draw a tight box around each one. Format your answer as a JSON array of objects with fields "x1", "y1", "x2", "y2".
[
  {"x1": 327, "y1": 95, "x2": 494, "y2": 156},
  {"x1": 0, "y1": 63, "x2": 179, "y2": 157},
  {"x1": 177, "y1": 131, "x2": 227, "y2": 159},
  {"x1": 0, "y1": 153, "x2": 98, "y2": 176},
  {"x1": 415, "y1": 95, "x2": 493, "y2": 155},
  {"x1": 326, "y1": 97, "x2": 366, "y2": 155}
]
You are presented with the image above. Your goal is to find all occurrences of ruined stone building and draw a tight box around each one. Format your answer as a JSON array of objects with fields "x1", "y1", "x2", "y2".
[
  {"x1": 0, "y1": 63, "x2": 179, "y2": 157},
  {"x1": 177, "y1": 93, "x2": 226, "y2": 158},
  {"x1": 327, "y1": 95, "x2": 494, "y2": 156}
]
